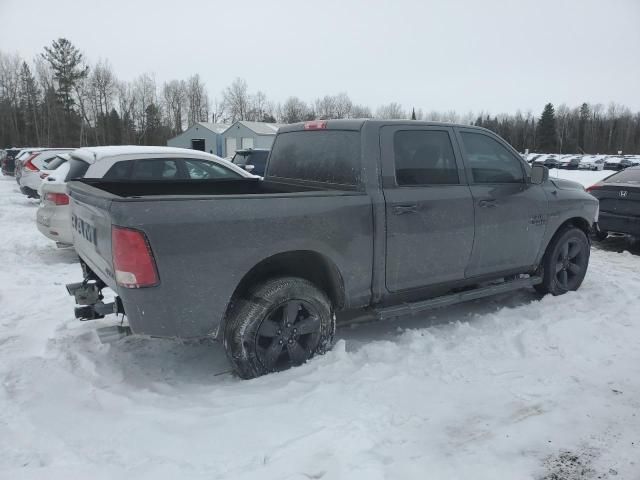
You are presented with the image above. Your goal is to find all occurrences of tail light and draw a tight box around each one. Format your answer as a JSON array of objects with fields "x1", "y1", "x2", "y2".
[
  {"x1": 111, "y1": 226, "x2": 159, "y2": 288},
  {"x1": 45, "y1": 192, "x2": 69, "y2": 205},
  {"x1": 586, "y1": 185, "x2": 601, "y2": 193},
  {"x1": 24, "y1": 153, "x2": 41, "y2": 172}
]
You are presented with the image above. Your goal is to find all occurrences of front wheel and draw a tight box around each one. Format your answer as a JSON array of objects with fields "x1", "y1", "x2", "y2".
[
  {"x1": 535, "y1": 227, "x2": 590, "y2": 296},
  {"x1": 223, "y1": 277, "x2": 335, "y2": 379}
]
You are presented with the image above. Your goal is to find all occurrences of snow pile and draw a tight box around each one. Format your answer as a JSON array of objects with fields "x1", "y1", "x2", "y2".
[{"x1": 1, "y1": 174, "x2": 639, "y2": 479}]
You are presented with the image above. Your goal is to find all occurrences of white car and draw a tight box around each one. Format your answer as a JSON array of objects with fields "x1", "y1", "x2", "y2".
[
  {"x1": 36, "y1": 146, "x2": 255, "y2": 246},
  {"x1": 18, "y1": 148, "x2": 74, "y2": 197},
  {"x1": 578, "y1": 155, "x2": 606, "y2": 170}
]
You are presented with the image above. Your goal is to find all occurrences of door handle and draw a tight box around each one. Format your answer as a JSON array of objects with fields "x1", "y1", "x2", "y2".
[
  {"x1": 478, "y1": 199, "x2": 497, "y2": 208},
  {"x1": 392, "y1": 204, "x2": 418, "y2": 215}
]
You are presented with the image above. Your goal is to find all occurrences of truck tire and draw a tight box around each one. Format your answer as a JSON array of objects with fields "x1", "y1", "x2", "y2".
[
  {"x1": 534, "y1": 226, "x2": 590, "y2": 296},
  {"x1": 223, "y1": 277, "x2": 335, "y2": 379}
]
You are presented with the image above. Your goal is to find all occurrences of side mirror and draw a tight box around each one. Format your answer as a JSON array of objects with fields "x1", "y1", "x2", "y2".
[
  {"x1": 244, "y1": 164, "x2": 255, "y2": 172},
  {"x1": 530, "y1": 164, "x2": 549, "y2": 184}
]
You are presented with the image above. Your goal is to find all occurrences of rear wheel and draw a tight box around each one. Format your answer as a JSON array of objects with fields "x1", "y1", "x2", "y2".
[
  {"x1": 535, "y1": 227, "x2": 590, "y2": 296},
  {"x1": 223, "y1": 277, "x2": 335, "y2": 379}
]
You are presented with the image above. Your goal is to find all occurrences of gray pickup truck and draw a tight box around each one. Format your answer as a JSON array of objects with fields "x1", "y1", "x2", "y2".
[{"x1": 66, "y1": 120, "x2": 599, "y2": 378}]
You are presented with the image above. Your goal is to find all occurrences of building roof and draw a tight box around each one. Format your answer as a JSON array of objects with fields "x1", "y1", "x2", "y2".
[
  {"x1": 234, "y1": 121, "x2": 284, "y2": 135},
  {"x1": 69, "y1": 145, "x2": 220, "y2": 164},
  {"x1": 197, "y1": 122, "x2": 230, "y2": 134}
]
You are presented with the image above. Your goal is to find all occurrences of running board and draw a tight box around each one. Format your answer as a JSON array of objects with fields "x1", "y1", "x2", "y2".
[{"x1": 376, "y1": 276, "x2": 542, "y2": 320}]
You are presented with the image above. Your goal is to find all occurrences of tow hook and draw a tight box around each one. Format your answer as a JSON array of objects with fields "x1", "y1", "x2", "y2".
[{"x1": 66, "y1": 281, "x2": 102, "y2": 305}]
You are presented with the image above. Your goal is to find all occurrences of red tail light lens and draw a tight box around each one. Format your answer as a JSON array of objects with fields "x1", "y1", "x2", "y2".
[
  {"x1": 586, "y1": 185, "x2": 601, "y2": 193},
  {"x1": 304, "y1": 120, "x2": 328, "y2": 130},
  {"x1": 45, "y1": 192, "x2": 69, "y2": 205},
  {"x1": 24, "y1": 153, "x2": 41, "y2": 172},
  {"x1": 111, "y1": 226, "x2": 159, "y2": 288}
]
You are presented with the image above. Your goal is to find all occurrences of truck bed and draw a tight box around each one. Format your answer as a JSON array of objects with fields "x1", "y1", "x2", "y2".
[
  {"x1": 67, "y1": 177, "x2": 374, "y2": 339},
  {"x1": 76, "y1": 178, "x2": 339, "y2": 198}
]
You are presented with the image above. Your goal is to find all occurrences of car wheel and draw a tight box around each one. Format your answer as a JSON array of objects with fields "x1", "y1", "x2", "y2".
[
  {"x1": 535, "y1": 227, "x2": 590, "y2": 296},
  {"x1": 223, "y1": 277, "x2": 335, "y2": 379}
]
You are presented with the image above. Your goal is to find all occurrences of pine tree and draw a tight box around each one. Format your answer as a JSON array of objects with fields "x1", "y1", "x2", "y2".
[
  {"x1": 411, "y1": 108, "x2": 416, "y2": 120},
  {"x1": 42, "y1": 38, "x2": 89, "y2": 117},
  {"x1": 18, "y1": 62, "x2": 40, "y2": 145},
  {"x1": 537, "y1": 103, "x2": 558, "y2": 152},
  {"x1": 577, "y1": 103, "x2": 590, "y2": 152}
]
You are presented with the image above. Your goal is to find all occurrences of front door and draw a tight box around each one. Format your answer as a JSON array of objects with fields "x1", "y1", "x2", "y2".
[
  {"x1": 456, "y1": 129, "x2": 548, "y2": 277},
  {"x1": 381, "y1": 126, "x2": 475, "y2": 292}
]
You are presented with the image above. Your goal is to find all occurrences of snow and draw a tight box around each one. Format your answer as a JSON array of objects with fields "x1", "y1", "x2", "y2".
[
  {"x1": 1, "y1": 172, "x2": 640, "y2": 479},
  {"x1": 547, "y1": 168, "x2": 612, "y2": 188}
]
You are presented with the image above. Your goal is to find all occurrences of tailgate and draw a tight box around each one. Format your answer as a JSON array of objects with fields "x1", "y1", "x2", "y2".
[{"x1": 68, "y1": 181, "x2": 118, "y2": 290}]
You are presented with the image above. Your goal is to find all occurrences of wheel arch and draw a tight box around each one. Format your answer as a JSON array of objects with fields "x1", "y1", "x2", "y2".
[
  {"x1": 220, "y1": 250, "x2": 346, "y2": 334},
  {"x1": 539, "y1": 216, "x2": 592, "y2": 264}
]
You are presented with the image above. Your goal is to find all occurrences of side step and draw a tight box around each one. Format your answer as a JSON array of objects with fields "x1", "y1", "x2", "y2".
[{"x1": 376, "y1": 276, "x2": 542, "y2": 320}]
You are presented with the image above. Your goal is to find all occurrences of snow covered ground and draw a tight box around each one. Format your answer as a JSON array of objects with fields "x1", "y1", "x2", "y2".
[{"x1": 1, "y1": 172, "x2": 639, "y2": 480}]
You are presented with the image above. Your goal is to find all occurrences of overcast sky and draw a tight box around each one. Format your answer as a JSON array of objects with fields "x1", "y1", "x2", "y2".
[{"x1": 1, "y1": 0, "x2": 639, "y2": 115}]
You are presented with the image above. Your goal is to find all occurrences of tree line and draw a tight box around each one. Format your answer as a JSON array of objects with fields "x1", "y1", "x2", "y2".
[{"x1": 2, "y1": 38, "x2": 639, "y2": 154}]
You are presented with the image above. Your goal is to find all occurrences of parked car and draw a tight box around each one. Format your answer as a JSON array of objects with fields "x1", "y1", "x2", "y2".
[
  {"x1": 36, "y1": 156, "x2": 74, "y2": 245},
  {"x1": 65, "y1": 120, "x2": 598, "y2": 379},
  {"x1": 534, "y1": 154, "x2": 561, "y2": 169},
  {"x1": 587, "y1": 167, "x2": 640, "y2": 240},
  {"x1": 1, "y1": 147, "x2": 26, "y2": 176},
  {"x1": 578, "y1": 155, "x2": 605, "y2": 171},
  {"x1": 557, "y1": 155, "x2": 582, "y2": 170},
  {"x1": 17, "y1": 148, "x2": 74, "y2": 197},
  {"x1": 604, "y1": 156, "x2": 634, "y2": 171},
  {"x1": 231, "y1": 148, "x2": 270, "y2": 176},
  {"x1": 36, "y1": 146, "x2": 253, "y2": 246}
]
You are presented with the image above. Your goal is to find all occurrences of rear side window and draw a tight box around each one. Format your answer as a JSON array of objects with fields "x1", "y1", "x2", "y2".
[
  {"x1": 606, "y1": 168, "x2": 640, "y2": 184},
  {"x1": 460, "y1": 132, "x2": 525, "y2": 184},
  {"x1": 104, "y1": 159, "x2": 182, "y2": 180},
  {"x1": 65, "y1": 158, "x2": 90, "y2": 181},
  {"x1": 393, "y1": 130, "x2": 459, "y2": 185},
  {"x1": 184, "y1": 159, "x2": 241, "y2": 179},
  {"x1": 45, "y1": 156, "x2": 67, "y2": 170},
  {"x1": 268, "y1": 131, "x2": 361, "y2": 186}
]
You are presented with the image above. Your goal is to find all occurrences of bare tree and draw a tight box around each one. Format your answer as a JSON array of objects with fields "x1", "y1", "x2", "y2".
[
  {"x1": 186, "y1": 74, "x2": 209, "y2": 126},
  {"x1": 222, "y1": 77, "x2": 250, "y2": 123},
  {"x1": 280, "y1": 97, "x2": 310, "y2": 123},
  {"x1": 163, "y1": 79, "x2": 186, "y2": 135},
  {"x1": 376, "y1": 102, "x2": 406, "y2": 119}
]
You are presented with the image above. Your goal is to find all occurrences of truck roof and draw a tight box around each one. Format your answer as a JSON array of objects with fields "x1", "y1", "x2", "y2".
[
  {"x1": 70, "y1": 146, "x2": 223, "y2": 165},
  {"x1": 278, "y1": 119, "x2": 494, "y2": 134}
]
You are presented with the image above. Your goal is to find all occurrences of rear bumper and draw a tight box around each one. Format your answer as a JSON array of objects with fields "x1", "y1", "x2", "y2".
[
  {"x1": 599, "y1": 212, "x2": 640, "y2": 236},
  {"x1": 37, "y1": 206, "x2": 73, "y2": 244}
]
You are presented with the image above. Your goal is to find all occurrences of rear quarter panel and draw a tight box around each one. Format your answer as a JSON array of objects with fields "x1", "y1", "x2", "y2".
[{"x1": 109, "y1": 192, "x2": 374, "y2": 339}]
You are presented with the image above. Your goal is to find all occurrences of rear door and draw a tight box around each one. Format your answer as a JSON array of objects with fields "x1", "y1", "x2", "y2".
[
  {"x1": 456, "y1": 128, "x2": 548, "y2": 277},
  {"x1": 381, "y1": 125, "x2": 474, "y2": 292}
]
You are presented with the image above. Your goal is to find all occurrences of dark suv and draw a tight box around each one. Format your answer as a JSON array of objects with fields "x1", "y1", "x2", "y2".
[
  {"x1": 231, "y1": 148, "x2": 270, "y2": 176},
  {"x1": 1, "y1": 148, "x2": 24, "y2": 176}
]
